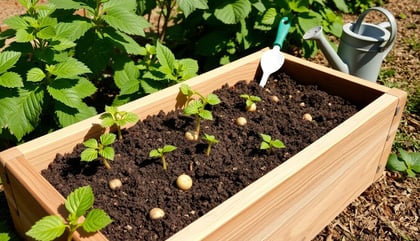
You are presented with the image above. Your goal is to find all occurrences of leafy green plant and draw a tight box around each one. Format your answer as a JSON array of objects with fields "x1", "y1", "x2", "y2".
[
  {"x1": 202, "y1": 133, "x2": 219, "y2": 156},
  {"x1": 387, "y1": 149, "x2": 420, "y2": 177},
  {"x1": 100, "y1": 106, "x2": 139, "y2": 140},
  {"x1": 81, "y1": 133, "x2": 116, "y2": 169},
  {"x1": 240, "y1": 94, "x2": 261, "y2": 112},
  {"x1": 180, "y1": 84, "x2": 221, "y2": 139},
  {"x1": 26, "y1": 185, "x2": 112, "y2": 241},
  {"x1": 149, "y1": 145, "x2": 177, "y2": 170},
  {"x1": 260, "y1": 133, "x2": 285, "y2": 154}
]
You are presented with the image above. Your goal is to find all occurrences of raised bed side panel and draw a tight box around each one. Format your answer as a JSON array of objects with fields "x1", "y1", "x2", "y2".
[
  {"x1": 373, "y1": 88, "x2": 407, "y2": 180},
  {"x1": 168, "y1": 92, "x2": 400, "y2": 241}
]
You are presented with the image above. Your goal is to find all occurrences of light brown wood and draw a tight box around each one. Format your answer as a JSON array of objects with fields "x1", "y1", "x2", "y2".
[{"x1": 0, "y1": 49, "x2": 406, "y2": 241}]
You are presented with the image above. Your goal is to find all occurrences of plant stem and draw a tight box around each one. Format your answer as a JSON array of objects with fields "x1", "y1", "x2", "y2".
[
  {"x1": 117, "y1": 127, "x2": 122, "y2": 140},
  {"x1": 161, "y1": 156, "x2": 167, "y2": 170},
  {"x1": 206, "y1": 144, "x2": 211, "y2": 156},
  {"x1": 195, "y1": 115, "x2": 201, "y2": 136},
  {"x1": 103, "y1": 158, "x2": 111, "y2": 169}
]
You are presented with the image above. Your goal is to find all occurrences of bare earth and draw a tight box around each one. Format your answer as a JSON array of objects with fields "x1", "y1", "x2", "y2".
[{"x1": 0, "y1": 0, "x2": 419, "y2": 240}]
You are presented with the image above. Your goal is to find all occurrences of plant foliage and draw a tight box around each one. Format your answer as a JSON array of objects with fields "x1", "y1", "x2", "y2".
[
  {"x1": 26, "y1": 185, "x2": 112, "y2": 241},
  {"x1": 387, "y1": 149, "x2": 420, "y2": 177}
]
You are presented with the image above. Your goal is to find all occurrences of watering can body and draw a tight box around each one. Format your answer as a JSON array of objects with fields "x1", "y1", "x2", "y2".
[{"x1": 304, "y1": 7, "x2": 397, "y2": 82}]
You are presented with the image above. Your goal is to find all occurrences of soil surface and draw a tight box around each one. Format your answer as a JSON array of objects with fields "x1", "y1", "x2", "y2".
[{"x1": 42, "y1": 73, "x2": 360, "y2": 240}]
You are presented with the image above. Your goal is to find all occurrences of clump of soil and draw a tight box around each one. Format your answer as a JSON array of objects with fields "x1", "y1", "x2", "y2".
[{"x1": 42, "y1": 72, "x2": 360, "y2": 241}]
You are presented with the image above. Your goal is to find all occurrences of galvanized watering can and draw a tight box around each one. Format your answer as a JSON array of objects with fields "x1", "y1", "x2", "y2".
[{"x1": 303, "y1": 7, "x2": 397, "y2": 82}]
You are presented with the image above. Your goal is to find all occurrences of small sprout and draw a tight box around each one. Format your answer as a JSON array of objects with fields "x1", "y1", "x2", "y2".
[
  {"x1": 149, "y1": 208, "x2": 165, "y2": 220},
  {"x1": 109, "y1": 178, "x2": 122, "y2": 190},
  {"x1": 176, "y1": 174, "x2": 193, "y2": 190},
  {"x1": 185, "y1": 130, "x2": 199, "y2": 141},
  {"x1": 149, "y1": 145, "x2": 177, "y2": 170},
  {"x1": 270, "y1": 95, "x2": 280, "y2": 103},
  {"x1": 236, "y1": 116, "x2": 247, "y2": 126},
  {"x1": 81, "y1": 133, "x2": 116, "y2": 169},
  {"x1": 181, "y1": 84, "x2": 221, "y2": 138},
  {"x1": 26, "y1": 186, "x2": 112, "y2": 241},
  {"x1": 100, "y1": 105, "x2": 139, "y2": 140},
  {"x1": 387, "y1": 149, "x2": 420, "y2": 177},
  {"x1": 260, "y1": 133, "x2": 285, "y2": 154},
  {"x1": 303, "y1": 113, "x2": 313, "y2": 121},
  {"x1": 240, "y1": 94, "x2": 261, "y2": 112},
  {"x1": 202, "y1": 133, "x2": 219, "y2": 156}
]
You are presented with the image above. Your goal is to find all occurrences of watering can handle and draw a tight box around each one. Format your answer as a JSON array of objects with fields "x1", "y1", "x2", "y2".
[
  {"x1": 273, "y1": 17, "x2": 291, "y2": 48},
  {"x1": 353, "y1": 7, "x2": 397, "y2": 52}
]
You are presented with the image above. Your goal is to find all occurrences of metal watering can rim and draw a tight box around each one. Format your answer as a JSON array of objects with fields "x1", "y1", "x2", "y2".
[{"x1": 351, "y1": 7, "x2": 397, "y2": 52}]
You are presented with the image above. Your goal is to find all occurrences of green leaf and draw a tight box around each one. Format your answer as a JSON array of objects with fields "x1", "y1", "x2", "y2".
[
  {"x1": 55, "y1": 21, "x2": 92, "y2": 41},
  {"x1": 99, "y1": 146, "x2": 115, "y2": 161},
  {"x1": 0, "y1": 72, "x2": 23, "y2": 88},
  {"x1": 410, "y1": 152, "x2": 420, "y2": 173},
  {"x1": 156, "y1": 42, "x2": 176, "y2": 75},
  {"x1": 100, "y1": 133, "x2": 116, "y2": 146},
  {"x1": 3, "y1": 16, "x2": 28, "y2": 30},
  {"x1": 199, "y1": 109, "x2": 213, "y2": 120},
  {"x1": 54, "y1": 101, "x2": 97, "y2": 127},
  {"x1": 271, "y1": 140, "x2": 285, "y2": 149},
  {"x1": 184, "y1": 100, "x2": 202, "y2": 115},
  {"x1": 113, "y1": 58, "x2": 140, "y2": 95},
  {"x1": 0, "y1": 51, "x2": 21, "y2": 74},
  {"x1": 83, "y1": 138, "x2": 98, "y2": 149},
  {"x1": 260, "y1": 133, "x2": 271, "y2": 143},
  {"x1": 180, "y1": 84, "x2": 193, "y2": 96},
  {"x1": 177, "y1": 58, "x2": 199, "y2": 80},
  {"x1": 15, "y1": 29, "x2": 35, "y2": 42},
  {"x1": 0, "y1": 86, "x2": 44, "y2": 141},
  {"x1": 406, "y1": 169, "x2": 416, "y2": 178},
  {"x1": 49, "y1": 58, "x2": 92, "y2": 78},
  {"x1": 82, "y1": 209, "x2": 112, "y2": 233},
  {"x1": 65, "y1": 186, "x2": 94, "y2": 218},
  {"x1": 149, "y1": 149, "x2": 161, "y2": 158},
  {"x1": 386, "y1": 153, "x2": 407, "y2": 172},
  {"x1": 162, "y1": 145, "x2": 177, "y2": 153},
  {"x1": 27, "y1": 68, "x2": 46, "y2": 82},
  {"x1": 332, "y1": 0, "x2": 349, "y2": 12},
  {"x1": 298, "y1": 11, "x2": 323, "y2": 32},
  {"x1": 102, "y1": 6, "x2": 150, "y2": 36},
  {"x1": 178, "y1": 0, "x2": 208, "y2": 17},
  {"x1": 101, "y1": 117, "x2": 115, "y2": 128},
  {"x1": 25, "y1": 216, "x2": 66, "y2": 241},
  {"x1": 214, "y1": 0, "x2": 252, "y2": 24},
  {"x1": 81, "y1": 148, "x2": 98, "y2": 162},
  {"x1": 261, "y1": 8, "x2": 277, "y2": 25},
  {"x1": 206, "y1": 93, "x2": 221, "y2": 105},
  {"x1": 103, "y1": 27, "x2": 144, "y2": 54},
  {"x1": 260, "y1": 142, "x2": 270, "y2": 150}
]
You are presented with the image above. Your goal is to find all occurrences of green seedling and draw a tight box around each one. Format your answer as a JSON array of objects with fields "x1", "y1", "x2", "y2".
[
  {"x1": 240, "y1": 94, "x2": 261, "y2": 112},
  {"x1": 260, "y1": 133, "x2": 285, "y2": 154},
  {"x1": 26, "y1": 186, "x2": 112, "y2": 241},
  {"x1": 202, "y1": 133, "x2": 219, "y2": 156},
  {"x1": 149, "y1": 145, "x2": 177, "y2": 170},
  {"x1": 81, "y1": 133, "x2": 116, "y2": 169},
  {"x1": 180, "y1": 84, "x2": 221, "y2": 139},
  {"x1": 100, "y1": 106, "x2": 139, "y2": 140},
  {"x1": 387, "y1": 149, "x2": 420, "y2": 177}
]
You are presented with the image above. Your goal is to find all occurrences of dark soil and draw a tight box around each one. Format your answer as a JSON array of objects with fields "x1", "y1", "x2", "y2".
[{"x1": 41, "y1": 72, "x2": 360, "y2": 241}]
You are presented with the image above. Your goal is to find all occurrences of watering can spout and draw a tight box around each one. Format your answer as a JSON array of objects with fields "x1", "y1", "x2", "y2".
[{"x1": 303, "y1": 26, "x2": 349, "y2": 74}]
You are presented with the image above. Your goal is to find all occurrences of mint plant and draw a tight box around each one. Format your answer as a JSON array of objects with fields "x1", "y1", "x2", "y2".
[
  {"x1": 260, "y1": 133, "x2": 285, "y2": 154},
  {"x1": 100, "y1": 106, "x2": 139, "y2": 140},
  {"x1": 26, "y1": 185, "x2": 112, "y2": 241},
  {"x1": 181, "y1": 84, "x2": 221, "y2": 139},
  {"x1": 240, "y1": 94, "x2": 261, "y2": 112},
  {"x1": 387, "y1": 149, "x2": 420, "y2": 177},
  {"x1": 202, "y1": 133, "x2": 219, "y2": 156},
  {"x1": 149, "y1": 145, "x2": 177, "y2": 170},
  {"x1": 81, "y1": 133, "x2": 116, "y2": 169}
]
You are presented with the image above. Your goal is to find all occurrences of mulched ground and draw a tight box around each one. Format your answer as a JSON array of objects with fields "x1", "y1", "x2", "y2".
[{"x1": 41, "y1": 72, "x2": 360, "y2": 240}]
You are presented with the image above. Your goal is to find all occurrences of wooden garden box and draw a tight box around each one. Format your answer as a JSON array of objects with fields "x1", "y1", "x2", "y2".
[{"x1": 0, "y1": 49, "x2": 406, "y2": 241}]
